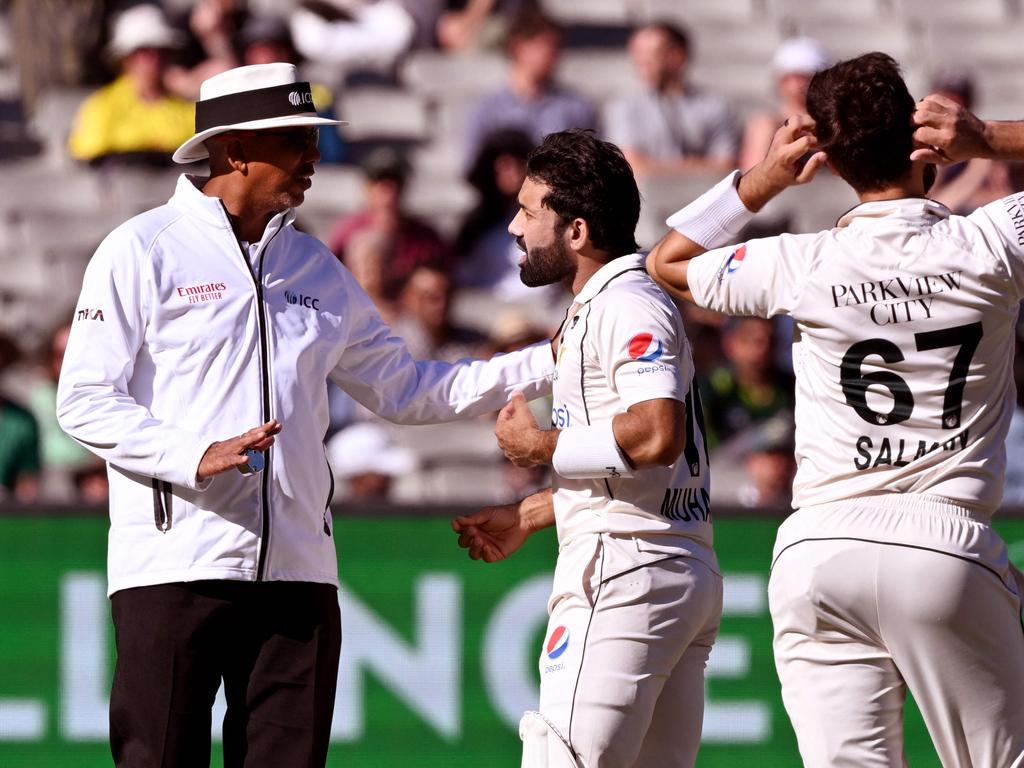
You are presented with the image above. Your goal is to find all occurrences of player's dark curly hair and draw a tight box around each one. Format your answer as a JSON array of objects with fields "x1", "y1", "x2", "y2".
[
  {"x1": 806, "y1": 52, "x2": 916, "y2": 193},
  {"x1": 525, "y1": 129, "x2": 640, "y2": 257}
]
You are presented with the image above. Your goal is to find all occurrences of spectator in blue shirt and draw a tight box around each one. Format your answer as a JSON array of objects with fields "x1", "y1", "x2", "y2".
[{"x1": 463, "y1": 6, "x2": 596, "y2": 169}]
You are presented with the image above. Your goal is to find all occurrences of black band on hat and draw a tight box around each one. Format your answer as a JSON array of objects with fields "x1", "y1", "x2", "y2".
[{"x1": 195, "y1": 82, "x2": 315, "y2": 133}]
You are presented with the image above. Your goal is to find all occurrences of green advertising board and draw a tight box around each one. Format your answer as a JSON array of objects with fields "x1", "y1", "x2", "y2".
[{"x1": 2, "y1": 513, "x2": 1023, "y2": 766}]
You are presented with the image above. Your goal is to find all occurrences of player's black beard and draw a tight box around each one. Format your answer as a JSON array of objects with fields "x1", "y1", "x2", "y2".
[{"x1": 518, "y1": 236, "x2": 575, "y2": 287}]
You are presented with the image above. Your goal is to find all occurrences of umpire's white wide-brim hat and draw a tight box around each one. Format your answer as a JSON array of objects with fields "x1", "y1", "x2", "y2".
[{"x1": 172, "y1": 62, "x2": 346, "y2": 164}]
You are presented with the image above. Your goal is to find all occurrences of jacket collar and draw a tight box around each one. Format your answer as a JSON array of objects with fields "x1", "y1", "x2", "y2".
[
  {"x1": 575, "y1": 253, "x2": 646, "y2": 304},
  {"x1": 836, "y1": 197, "x2": 950, "y2": 229},
  {"x1": 170, "y1": 174, "x2": 297, "y2": 243}
]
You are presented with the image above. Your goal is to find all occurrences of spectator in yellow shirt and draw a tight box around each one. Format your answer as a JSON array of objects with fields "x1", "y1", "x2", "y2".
[{"x1": 68, "y1": 5, "x2": 194, "y2": 166}]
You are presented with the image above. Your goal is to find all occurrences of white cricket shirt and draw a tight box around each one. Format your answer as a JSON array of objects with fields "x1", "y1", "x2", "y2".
[
  {"x1": 551, "y1": 254, "x2": 713, "y2": 554},
  {"x1": 688, "y1": 194, "x2": 1024, "y2": 515}
]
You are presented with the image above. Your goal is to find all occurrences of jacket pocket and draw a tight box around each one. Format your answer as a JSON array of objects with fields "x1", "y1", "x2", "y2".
[{"x1": 151, "y1": 479, "x2": 173, "y2": 532}]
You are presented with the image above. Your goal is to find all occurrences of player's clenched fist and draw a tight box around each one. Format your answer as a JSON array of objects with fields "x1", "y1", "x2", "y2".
[{"x1": 495, "y1": 391, "x2": 559, "y2": 467}]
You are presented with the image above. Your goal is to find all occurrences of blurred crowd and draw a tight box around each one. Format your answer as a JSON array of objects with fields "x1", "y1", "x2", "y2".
[{"x1": 3, "y1": 0, "x2": 1024, "y2": 510}]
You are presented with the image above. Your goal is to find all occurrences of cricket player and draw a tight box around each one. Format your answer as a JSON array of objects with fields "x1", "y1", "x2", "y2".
[
  {"x1": 647, "y1": 52, "x2": 1024, "y2": 767},
  {"x1": 454, "y1": 129, "x2": 720, "y2": 767}
]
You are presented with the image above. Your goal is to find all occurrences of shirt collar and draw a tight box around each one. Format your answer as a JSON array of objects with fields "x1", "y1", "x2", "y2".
[
  {"x1": 836, "y1": 197, "x2": 951, "y2": 229},
  {"x1": 171, "y1": 174, "x2": 297, "y2": 240},
  {"x1": 574, "y1": 253, "x2": 646, "y2": 304}
]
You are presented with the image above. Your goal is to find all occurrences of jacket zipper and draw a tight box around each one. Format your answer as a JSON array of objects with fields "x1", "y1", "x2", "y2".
[
  {"x1": 322, "y1": 444, "x2": 334, "y2": 536},
  {"x1": 151, "y1": 478, "x2": 173, "y2": 532},
  {"x1": 227, "y1": 212, "x2": 283, "y2": 582}
]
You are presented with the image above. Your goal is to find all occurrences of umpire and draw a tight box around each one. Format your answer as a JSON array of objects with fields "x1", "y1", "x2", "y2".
[{"x1": 56, "y1": 63, "x2": 554, "y2": 767}]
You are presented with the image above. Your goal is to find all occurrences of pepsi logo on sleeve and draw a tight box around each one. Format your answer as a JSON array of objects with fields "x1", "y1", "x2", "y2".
[
  {"x1": 628, "y1": 333, "x2": 663, "y2": 362},
  {"x1": 716, "y1": 243, "x2": 747, "y2": 283},
  {"x1": 725, "y1": 244, "x2": 747, "y2": 273}
]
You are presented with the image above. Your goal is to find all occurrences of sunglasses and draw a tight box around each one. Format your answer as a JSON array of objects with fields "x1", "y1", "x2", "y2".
[{"x1": 233, "y1": 126, "x2": 320, "y2": 152}]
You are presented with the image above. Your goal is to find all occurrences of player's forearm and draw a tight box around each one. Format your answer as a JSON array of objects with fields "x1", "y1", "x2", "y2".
[
  {"x1": 982, "y1": 120, "x2": 1024, "y2": 161},
  {"x1": 737, "y1": 163, "x2": 788, "y2": 212},
  {"x1": 505, "y1": 405, "x2": 683, "y2": 471},
  {"x1": 646, "y1": 232, "x2": 702, "y2": 300},
  {"x1": 518, "y1": 488, "x2": 555, "y2": 533},
  {"x1": 519, "y1": 428, "x2": 560, "y2": 466}
]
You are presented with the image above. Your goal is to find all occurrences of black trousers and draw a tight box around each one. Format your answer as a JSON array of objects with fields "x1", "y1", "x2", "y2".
[{"x1": 109, "y1": 580, "x2": 341, "y2": 768}]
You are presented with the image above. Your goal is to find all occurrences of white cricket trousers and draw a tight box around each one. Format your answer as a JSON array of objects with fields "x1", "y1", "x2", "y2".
[
  {"x1": 533, "y1": 533, "x2": 722, "y2": 768},
  {"x1": 769, "y1": 496, "x2": 1024, "y2": 767}
]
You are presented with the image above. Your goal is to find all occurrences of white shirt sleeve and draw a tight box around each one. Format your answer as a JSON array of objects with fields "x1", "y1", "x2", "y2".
[
  {"x1": 56, "y1": 230, "x2": 214, "y2": 490},
  {"x1": 330, "y1": 275, "x2": 554, "y2": 422},
  {"x1": 686, "y1": 233, "x2": 812, "y2": 318},
  {"x1": 967, "y1": 191, "x2": 1024, "y2": 299},
  {"x1": 589, "y1": 290, "x2": 690, "y2": 408}
]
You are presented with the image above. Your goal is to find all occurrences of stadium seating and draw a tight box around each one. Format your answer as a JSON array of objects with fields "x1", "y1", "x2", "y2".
[{"x1": 6, "y1": 0, "x2": 1024, "y2": 501}]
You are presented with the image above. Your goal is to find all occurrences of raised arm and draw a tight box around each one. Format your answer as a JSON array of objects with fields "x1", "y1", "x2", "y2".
[
  {"x1": 911, "y1": 93, "x2": 1024, "y2": 164},
  {"x1": 646, "y1": 114, "x2": 826, "y2": 301}
]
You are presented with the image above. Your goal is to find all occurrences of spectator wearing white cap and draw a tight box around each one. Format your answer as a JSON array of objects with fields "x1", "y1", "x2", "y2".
[
  {"x1": 738, "y1": 36, "x2": 829, "y2": 171},
  {"x1": 67, "y1": 4, "x2": 194, "y2": 166}
]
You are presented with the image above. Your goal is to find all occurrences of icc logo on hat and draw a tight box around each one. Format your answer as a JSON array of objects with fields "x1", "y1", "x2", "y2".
[{"x1": 172, "y1": 63, "x2": 346, "y2": 164}]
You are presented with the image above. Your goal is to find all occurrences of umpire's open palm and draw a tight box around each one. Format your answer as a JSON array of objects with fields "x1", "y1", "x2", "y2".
[{"x1": 197, "y1": 419, "x2": 282, "y2": 480}]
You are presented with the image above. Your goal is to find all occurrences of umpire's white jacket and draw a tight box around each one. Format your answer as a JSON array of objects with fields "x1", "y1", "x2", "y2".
[{"x1": 57, "y1": 175, "x2": 554, "y2": 595}]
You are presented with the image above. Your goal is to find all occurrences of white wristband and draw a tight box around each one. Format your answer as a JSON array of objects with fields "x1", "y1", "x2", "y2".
[
  {"x1": 665, "y1": 170, "x2": 754, "y2": 250},
  {"x1": 552, "y1": 422, "x2": 634, "y2": 480}
]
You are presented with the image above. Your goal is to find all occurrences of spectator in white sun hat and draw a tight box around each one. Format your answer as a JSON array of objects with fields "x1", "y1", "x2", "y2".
[
  {"x1": 67, "y1": 4, "x2": 193, "y2": 166},
  {"x1": 57, "y1": 60, "x2": 555, "y2": 767},
  {"x1": 739, "y1": 36, "x2": 829, "y2": 171}
]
